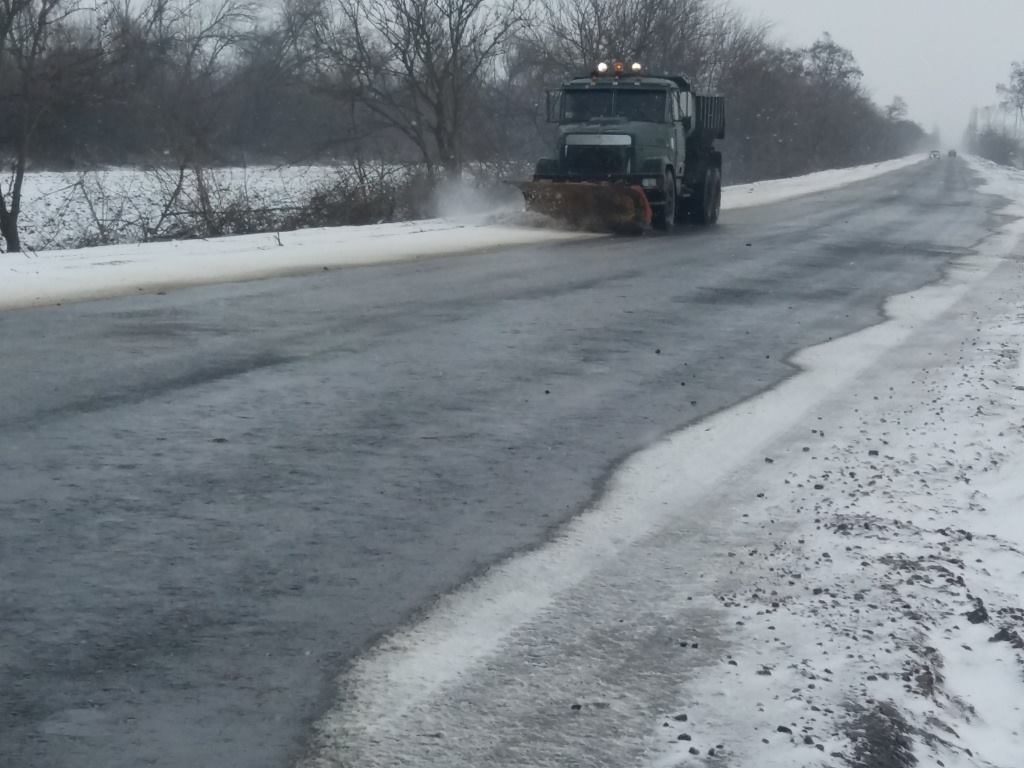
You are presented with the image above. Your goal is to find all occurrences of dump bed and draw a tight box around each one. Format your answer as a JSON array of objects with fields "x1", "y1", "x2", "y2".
[{"x1": 695, "y1": 95, "x2": 725, "y2": 140}]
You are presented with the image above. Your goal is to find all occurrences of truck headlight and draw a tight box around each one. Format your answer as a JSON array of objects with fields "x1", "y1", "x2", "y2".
[{"x1": 641, "y1": 177, "x2": 658, "y2": 188}]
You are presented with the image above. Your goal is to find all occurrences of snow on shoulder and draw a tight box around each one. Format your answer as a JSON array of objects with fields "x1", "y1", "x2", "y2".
[
  {"x1": 0, "y1": 220, "x2": 593, "y2": 311},
  {"x1": 722, "y1": 154, "x2": 926, "y2": 210}
]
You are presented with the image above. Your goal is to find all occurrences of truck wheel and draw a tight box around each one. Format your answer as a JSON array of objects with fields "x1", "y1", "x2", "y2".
[
  {"x1": 694, "y1": 168, "x2": 721, "y2": 225},
  {"x1": 706, "y1": 168, "x2": 721, "y2": 224},
  {"x1": 652, "y1": 170, "x2": 675, "y2": 230}
]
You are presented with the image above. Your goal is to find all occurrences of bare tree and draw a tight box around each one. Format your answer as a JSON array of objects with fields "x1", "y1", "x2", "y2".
[
  {"x1": 538, "y1": 0, "x2": 711, "y2": 77},
  {"x1": 304, "y1": 0, "x2": 532, "y2": 178},
  {"x1": 0, "y1": 0, "x2": 83, "y2": 251},
  {"x1": 997, "y1": 62, "x2": 1024, "y2": 137},
  {"x1": 885, "y1": 96, "x2": 908, "y2": 122},
  {"x1": 803, "y1": 32, "x2": 861, "y2": 88},
  {"x1": 99, "y1": 0, "x2": 257, "y2": 238},
  {"x1": 696, "y1": 3, "x2": 768, "y2": 90}
]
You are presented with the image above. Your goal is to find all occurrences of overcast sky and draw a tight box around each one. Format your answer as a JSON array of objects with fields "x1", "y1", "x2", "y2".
[{"x1": 729, "y1": 0, "x2": 1024, "y2": 144}]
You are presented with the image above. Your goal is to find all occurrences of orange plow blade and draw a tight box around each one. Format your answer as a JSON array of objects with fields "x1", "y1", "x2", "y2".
[{"x1": 512, "y1": 181, "x2": 652, "y2": 233}]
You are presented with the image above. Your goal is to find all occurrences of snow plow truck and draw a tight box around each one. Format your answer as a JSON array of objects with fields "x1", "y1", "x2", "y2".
[{"x1": 514, "y1": 60, "x2": 725, "y2": 232}]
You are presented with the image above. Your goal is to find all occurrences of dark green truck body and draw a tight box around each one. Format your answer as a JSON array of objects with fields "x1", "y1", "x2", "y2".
[{"x1": 532, "y1": 69, "x2": 725, "y2": 227}]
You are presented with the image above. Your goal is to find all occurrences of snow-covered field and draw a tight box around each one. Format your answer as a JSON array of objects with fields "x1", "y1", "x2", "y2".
[
  {"x1": 299, "y1": 156, "x2": 1024, "y2": 768},
  {"x1": 12, "y1": 165, "x2": 338, "y2": 250},
  {"x1": 0, "y1": 155, "x2": 924, "y2": 311}
]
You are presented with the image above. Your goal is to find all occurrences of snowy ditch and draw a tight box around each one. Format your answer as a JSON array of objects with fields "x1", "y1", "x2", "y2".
[{"x1": 299, "y1": 156, "x2": 1024, "y2": 768}]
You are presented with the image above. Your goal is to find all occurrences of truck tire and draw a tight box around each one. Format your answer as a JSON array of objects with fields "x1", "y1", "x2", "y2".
[
  {"x1": 693, "y1": 167, "x2": 721, "y2": 225},
  {"x1": 652, "y1": 169, "x2": 676, "y2": 230}
]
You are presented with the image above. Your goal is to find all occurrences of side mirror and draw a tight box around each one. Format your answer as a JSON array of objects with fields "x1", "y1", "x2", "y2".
[{"x1": 546, "y1": 90, "x2": 562, "y2": 123}]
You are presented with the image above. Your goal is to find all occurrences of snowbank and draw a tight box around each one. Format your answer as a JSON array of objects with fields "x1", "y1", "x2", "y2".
[
  {"x1": 0, "y1": 155, "x2": 924, "y2": 311},
  {"x1": 0, "y1": 221, "x2": 595, "y2": 311},
  {"x1": 722, "y1": 154, "x2": 925, "y2": 210}
]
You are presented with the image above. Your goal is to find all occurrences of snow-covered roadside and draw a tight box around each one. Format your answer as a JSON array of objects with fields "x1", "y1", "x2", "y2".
[
  {"x1": 0, "y1": 155, "x2": 924, "y2": 311},
  {"x1": 0, "y1": 221, "x2": 596, "y2": 311},
  {"x1": 650, "y1": 255, "x2": 1024, "y2": 764},
  {"x1": 722, "y1": 154, "x2": 925, "y2": 210},
  {"x1": 963, "y1": 155, "x2": 1024, "y2": 201},
  {"x1": 299, "y1": 158, "x2": 1023, "y2": 768}
]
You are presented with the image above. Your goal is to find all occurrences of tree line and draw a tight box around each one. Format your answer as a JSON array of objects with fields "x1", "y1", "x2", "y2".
[
  {"x1": 1, "y1": 0, "x2": 927, "y2": 251},
  {"x1": 964, "y1": 61, "x2": 1024, "y2": 166}
]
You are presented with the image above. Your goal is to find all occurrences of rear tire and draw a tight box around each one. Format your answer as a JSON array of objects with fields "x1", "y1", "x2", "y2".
[
  {"x1": 652, "y1": 169, "x2": 676, "y2": 231},
  {"x1": 693, "y1": 167, "x2": 721, "y2": 225}
]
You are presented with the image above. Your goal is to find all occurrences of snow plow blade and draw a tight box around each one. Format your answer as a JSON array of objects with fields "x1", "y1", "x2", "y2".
[{"x1": 512, "y1": 181, "x2": 652, "y2": 233}]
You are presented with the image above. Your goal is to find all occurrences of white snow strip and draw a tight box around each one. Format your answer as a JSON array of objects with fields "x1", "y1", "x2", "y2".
[
  {"x1": 300, "y1": 157, "x2": 1023, "y2": 768},
  {"x1": 0, "y1": 155, "x2": 924, "y2": 311},
  {"x1": 722, "y1": 153, "x2": 926, "y2": 210},
  {"x1": 0, "y1": 222, "x2": 595, "y2": 310}
]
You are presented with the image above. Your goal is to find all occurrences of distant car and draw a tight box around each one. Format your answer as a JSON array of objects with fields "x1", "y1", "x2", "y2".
[
  {"x1": 948, "y1": 149, "x2": 958, "y2": 158},
  {"x1": 929, "y1": 150, "x2": 941, "y2": 159}
]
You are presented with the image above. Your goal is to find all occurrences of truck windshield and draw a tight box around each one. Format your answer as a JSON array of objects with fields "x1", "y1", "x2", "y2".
[{"x1": 562, "y1": 89, "x2": 667, "y2": 124}]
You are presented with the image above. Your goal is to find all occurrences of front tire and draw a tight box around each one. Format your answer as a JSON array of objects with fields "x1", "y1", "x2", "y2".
[{"x1": 652, "y1": 169, "x2": 676, "y2": 231}]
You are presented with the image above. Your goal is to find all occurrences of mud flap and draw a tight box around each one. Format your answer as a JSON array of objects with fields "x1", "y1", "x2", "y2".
[{"x1": 512, "y1": 181, "x2": 652, "y2": 233}]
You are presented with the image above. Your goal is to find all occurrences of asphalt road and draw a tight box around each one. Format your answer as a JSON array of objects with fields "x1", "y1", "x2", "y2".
[{"x1": 0, "y1": 157, "x2": 1000, "y2": 767}]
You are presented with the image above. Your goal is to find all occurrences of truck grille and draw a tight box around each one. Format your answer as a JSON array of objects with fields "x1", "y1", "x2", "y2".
[{"x1": 565, "y1": 145, "x2": 631, "y2": 176}]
